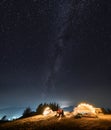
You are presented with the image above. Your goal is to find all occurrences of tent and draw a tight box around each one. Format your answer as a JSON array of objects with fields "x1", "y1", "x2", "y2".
[
  {"x1": 95, "y1": 108, "x2": 103, "y2": 114},
  {"x1": 43, "y1": 107, "x2": 53, "y2": 115},
  {"x1": 73, "y1": 103, "x2": 97, "y2": 117}
]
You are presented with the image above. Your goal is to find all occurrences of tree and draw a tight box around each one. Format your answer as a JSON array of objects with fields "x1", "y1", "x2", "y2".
[
  {"x1": 49, "y1": 102, "x2": 60, "y2": 111},
  {"x1": 101, "y1": 108, "x2": 107, "y2": 114},
  {"x1": 107, "y1": 108, "x2": 111, "y2": 114},
  {"x1": 36, "y1": 102, "x2": 60, "y2": 115},
  {"x1": 36, "y1": 103, "x2": 44, "y2": 115},
  {"x1": 22, "y1": 107, "x2": 32, "y2": 118},
  {"x1": 1, "y1": 115, "x2": 8, "y2": 121},
  {"x1": 0, "y1": 115, "x2": 8, "y2": 122}
]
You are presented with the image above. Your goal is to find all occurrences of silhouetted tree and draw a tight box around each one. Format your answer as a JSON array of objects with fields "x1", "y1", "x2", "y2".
[
  {"x1": 36, "y1": 102, "x2": 60, "y2": 115},
  {"x1": 101, "y1": 108, "x2": 107, "y2": 114},
  {"x1": 49, "y1": 102, "x2": 60, "y2": 111},
  {"x1": 36, "y1": 103, "x2": 44, "y2": 114},
  {"x1": 107, "y1": 108, "x2": 111, "y2": 114},
  {"x1": 0, "y1": 115, "x2": 8, "y2": 122},
  {"x1": 1, "y1": 115, "x2": 7, "y2": 121},
  {"x1": 22, "y1": 107, "x2": 32, "y2": 118}
]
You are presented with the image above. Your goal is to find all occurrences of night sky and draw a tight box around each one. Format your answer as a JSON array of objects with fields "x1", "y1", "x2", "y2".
[{"x1": 0, "y1": 0, "x2": 111, "y2": 111}]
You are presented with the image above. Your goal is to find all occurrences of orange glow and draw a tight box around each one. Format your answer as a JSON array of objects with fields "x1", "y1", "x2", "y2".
[
  {"x1": 74, "y1": 103, "x2": 96, "y2": 115},
  {"x1": 43, "y1": 107, "x2": 53, "y2": 115}
]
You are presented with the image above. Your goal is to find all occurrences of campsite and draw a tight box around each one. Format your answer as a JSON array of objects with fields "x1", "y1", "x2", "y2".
[
  {"x1": 0, "y1": 103, "x2": 111, "y2": 130},
  {"x1": 0, "y1": 113, "x2": 111, "y2": 130}
]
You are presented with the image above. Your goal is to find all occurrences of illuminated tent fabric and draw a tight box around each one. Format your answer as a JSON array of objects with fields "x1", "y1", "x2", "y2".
[
  {"x1": 73, "y1": 103, "x2": 96, "y2": 115},
  {"x1": 43, "y1": 107, "x2": 53, "y2": 115},
  {"x1": 95, "y1": 108, "x2": 103, "y2": 114}
]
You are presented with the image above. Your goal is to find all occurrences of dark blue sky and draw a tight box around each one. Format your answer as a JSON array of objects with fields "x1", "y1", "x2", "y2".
[{"x1": 0, "y1": 0, "x2": 111, "y2": 110}]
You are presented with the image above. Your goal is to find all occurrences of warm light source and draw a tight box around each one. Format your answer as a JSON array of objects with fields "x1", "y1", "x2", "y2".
[
  {"x1": 43, "y1": 107, "x2": 53, "y2": 116},
  {"x1": 74, "y1": 103, "x2": 96, "y2": 115}
]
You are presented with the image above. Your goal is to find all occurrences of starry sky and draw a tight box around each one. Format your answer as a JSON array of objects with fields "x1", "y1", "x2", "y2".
[{"x1": 0, "y1": 0, "x2": 111, "y2": 110}]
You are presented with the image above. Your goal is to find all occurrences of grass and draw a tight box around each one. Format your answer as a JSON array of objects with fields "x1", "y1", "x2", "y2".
[{"x1": 0, "y1": 114, "x2": 111, "y2": 130}]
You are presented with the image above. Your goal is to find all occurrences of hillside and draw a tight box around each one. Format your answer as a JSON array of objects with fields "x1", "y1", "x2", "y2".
[
  {"x1": 0, "y1": 114, "x2": 111, "y2": 130},
  {"x1": 0, "y1": 107, "x2": 26, "y2": 120}
]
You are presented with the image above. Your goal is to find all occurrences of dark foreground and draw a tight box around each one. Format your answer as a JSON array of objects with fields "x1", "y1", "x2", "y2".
[{"x1": 0, "y1": 115, "x2": 111, "y2": 130}]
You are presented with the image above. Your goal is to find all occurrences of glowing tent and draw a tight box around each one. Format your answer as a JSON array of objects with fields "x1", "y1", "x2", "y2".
[
  {"x1": 43, "y1": 107, "x2": 53, "y2": 116},
  {"x1": 73, "y1": 103, "x2": 97, "y2": 117}
]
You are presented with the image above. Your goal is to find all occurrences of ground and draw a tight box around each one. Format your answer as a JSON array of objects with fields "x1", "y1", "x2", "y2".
[{"x1": 0, "y1": 114, "x2": 111, "y2": 130}]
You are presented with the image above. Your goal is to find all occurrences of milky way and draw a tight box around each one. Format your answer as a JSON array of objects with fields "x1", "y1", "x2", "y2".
[
  {"x1": 0, "y1": 0, "x2": 111, "y2": 110},
  {"x1": 42, "y1": 0, "x2": 111, "y2": 104},
  {"x1": 42, "y1": 0, "x2": 95, "y2": 98},
  {"x1": 42, "y1": 0, "x2": 74, "y2": 99}
]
